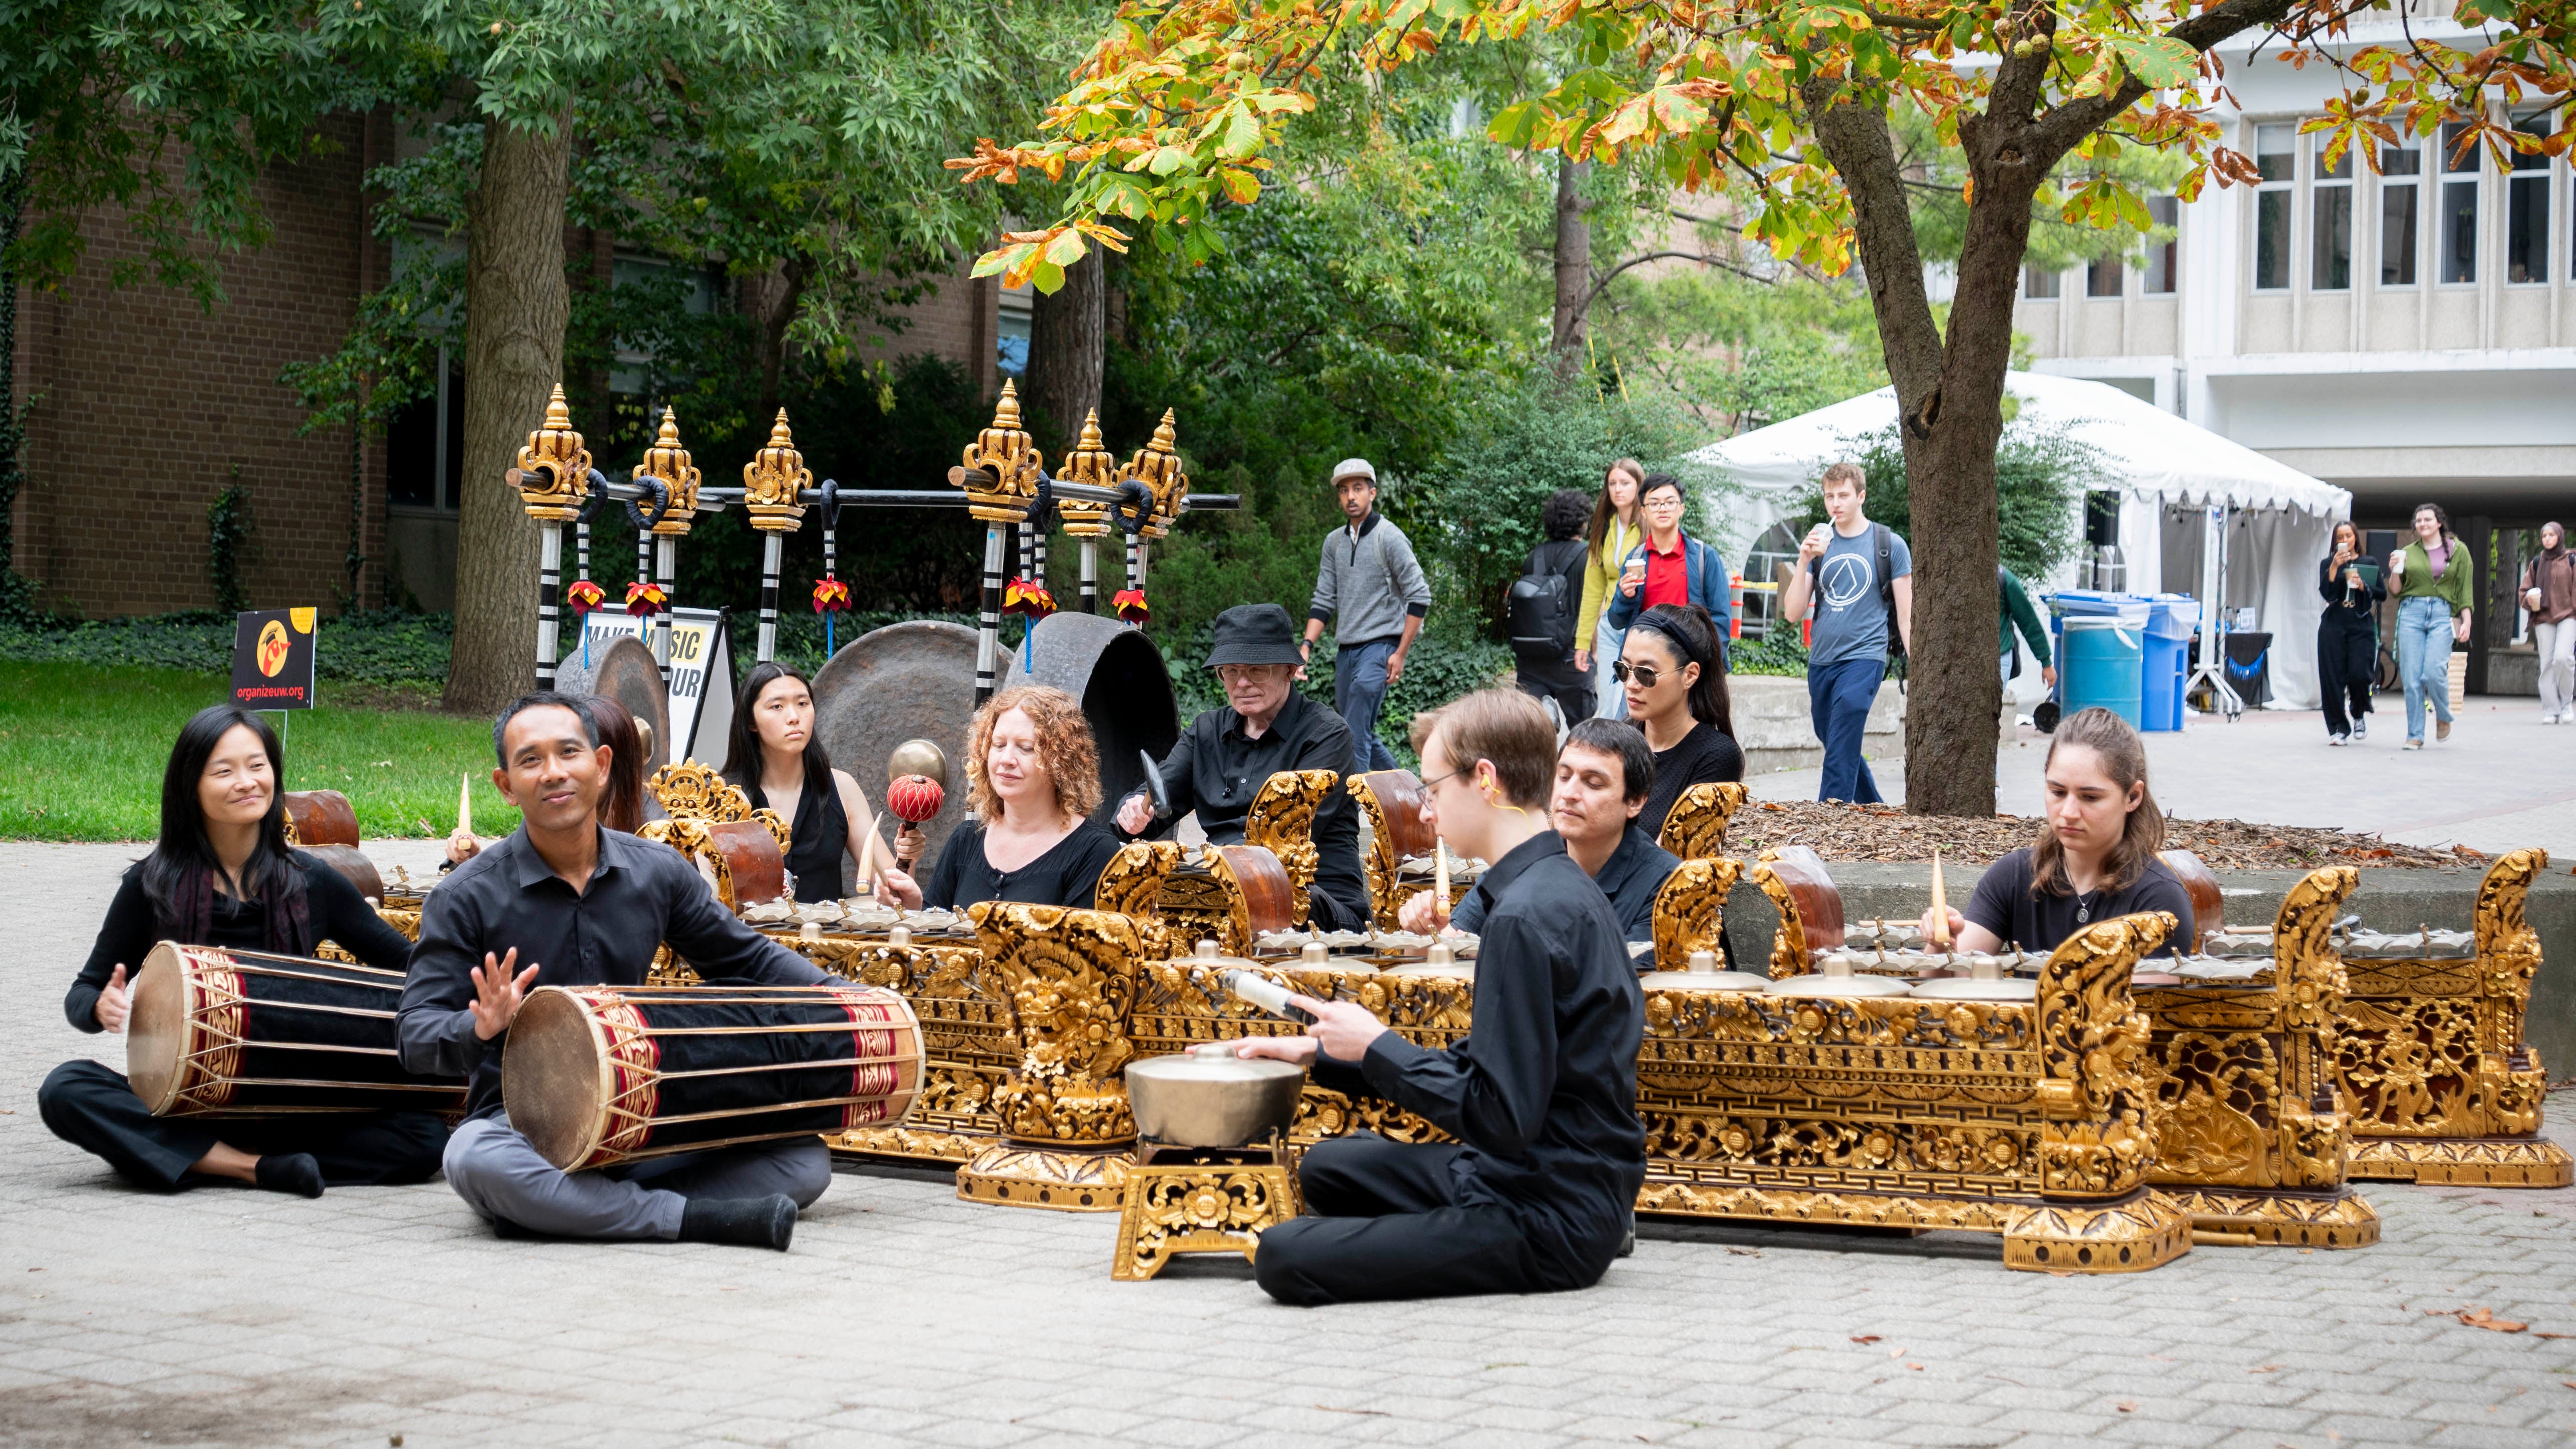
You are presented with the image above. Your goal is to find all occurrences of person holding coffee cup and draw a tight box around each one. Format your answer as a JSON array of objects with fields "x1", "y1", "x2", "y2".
[{"x1": 2389, "y1": 502, "x2": 2471, "y2": 749}]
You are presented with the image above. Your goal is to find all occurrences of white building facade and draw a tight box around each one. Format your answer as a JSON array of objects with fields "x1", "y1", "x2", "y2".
[{"x1": 2013, "y1": 7, "x2": 2572, "y2": 689}]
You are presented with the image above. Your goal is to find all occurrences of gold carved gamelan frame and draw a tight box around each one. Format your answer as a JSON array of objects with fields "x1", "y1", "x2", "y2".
[{"x1": 2336, "y1": 849, "x2": 2569, "y2": 1187}]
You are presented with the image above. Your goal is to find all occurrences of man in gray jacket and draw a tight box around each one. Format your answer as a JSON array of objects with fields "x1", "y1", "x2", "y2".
[{"x1": 1300, "y1": 458, "x2": 1432, "y2": 774}]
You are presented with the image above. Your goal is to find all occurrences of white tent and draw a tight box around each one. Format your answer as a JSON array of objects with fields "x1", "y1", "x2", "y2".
[{"x1": 1687, "y1": 371, "x2": 2353, "y2": 710}]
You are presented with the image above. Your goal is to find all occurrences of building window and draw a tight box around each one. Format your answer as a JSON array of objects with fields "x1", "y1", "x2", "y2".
[
  {"x1": 2024, "y1": 265, "x2": 2062, "y2": 299},
  {"x1": 2505, "y1": 115, "x2": 2551, "y2": 284},
  {"x1": 2440, "y1": 120, "x2": 2479, "y2": 284},
  {"x1": 2086, "y1": 254, "x2": 2122, "y2": 297},
  {"x1": 2142, "y1": 196, "x2": 2178, "y2": 294},
  {"x1": 386, "y1": 348, "x2": 464, "y2": 511},
  {"x1": 2380, "y1": 136, "x2": 2420, "y2": 286},
  {"x1": 2311, "y1": 134, "x2": 2354, "y2": 289},
  {"x1": 2254, "y1": 123, "x2": 2295, "y2": 290}
]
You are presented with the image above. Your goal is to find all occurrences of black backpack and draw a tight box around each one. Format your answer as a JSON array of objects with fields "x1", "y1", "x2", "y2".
[{"x1": 1509, "y1": 538, "x2": 1587, "y2": 664}]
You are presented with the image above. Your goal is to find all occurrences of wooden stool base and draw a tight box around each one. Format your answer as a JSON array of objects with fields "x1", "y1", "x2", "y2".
[{"x1": 1111, "y1": 1140, "x2": 1301, "y2": 1281}]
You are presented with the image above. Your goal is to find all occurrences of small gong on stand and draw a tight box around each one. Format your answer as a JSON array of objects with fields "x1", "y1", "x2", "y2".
[{"x1": 1111, "y1": 982, "x2": 1309, "y2": 1281}]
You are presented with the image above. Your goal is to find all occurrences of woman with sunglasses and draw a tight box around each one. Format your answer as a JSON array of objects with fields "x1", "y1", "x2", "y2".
[{"x1": 1615, "y1": 603, "x2": 1743, "y2": 842}]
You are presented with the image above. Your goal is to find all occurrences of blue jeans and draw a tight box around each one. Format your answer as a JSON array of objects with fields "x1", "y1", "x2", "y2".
[
  {"x1": 2395, "y1": 596, "x2": 2456, "y2": 741},
  {"x1": 1810, "y1": 657, "x2": 1886, "y2": 803},
  {"x1": 1335, "y1": 639, "x2": 1402, "y2": 775},
  {"x1": 1591, "y1": 618, "x2": 1628, "y2": 720}
]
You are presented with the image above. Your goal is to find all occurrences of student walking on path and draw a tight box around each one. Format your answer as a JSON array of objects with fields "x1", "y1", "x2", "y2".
[
  {"x1": 2317, "y1": 521, "x2": 2385, "y2": 745},
  {"x1": 1511, "y1": 489, "x2": 1598, "y2": 724},
  {"x1": 1575, "y1": 459, "x2": 1647, "y2": 718},
  {"x1": 1600, "y1": 473, "x2": 1733, "y2": 661},
  {"x1": 2389, "y1": 502, "x2": 2471, "y2": 749},
  {"x1": 1303, "y1": 458, "x2": 1432, "y2": 775},
  {"x1": 1777, "y1": 462, "x2": 1911, "y2": 803},
  {"x1": 2522, "y1": 522, "x2": 2574, "y2": 724},
  {"x1": 1999, "y1": 566, "x2": 2055, "y2": 696}
]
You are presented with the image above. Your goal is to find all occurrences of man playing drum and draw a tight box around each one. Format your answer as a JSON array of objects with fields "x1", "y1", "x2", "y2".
[{"x1": 398, "y1": 693, "x2": 839, "y2": 1250}]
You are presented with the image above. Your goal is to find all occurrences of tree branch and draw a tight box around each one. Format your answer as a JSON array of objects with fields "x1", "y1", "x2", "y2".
[
  {"x1": 1584, "y1": 249, "x2": 1773, "y2": 308},
  {"x1": 1799, "y1": 77, "x2": 1945, "y2": 421},
  {"x1": 2027, "y1": 0, "x2": 2298, "y2": 163}
]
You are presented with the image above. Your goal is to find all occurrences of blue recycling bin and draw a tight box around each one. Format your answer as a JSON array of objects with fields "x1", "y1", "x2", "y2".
[
  {"x1": 2138, "y1": 595, "x2": 2198, "y2": 732},
  {"x1": 2060, "y1": 616, "x2": 2146, "y2": 728}
]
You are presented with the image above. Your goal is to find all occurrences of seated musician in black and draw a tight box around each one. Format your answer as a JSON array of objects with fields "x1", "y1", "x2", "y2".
[
  {"x1": 874, "y1": 684, "x2": 1122, "y2": 911},
  {"x1": 1923, "y1": 707, "x2": 2194, "y2": 957},
  {"x1": 1406, "y1": 718, "x2": 1680, "y2": 961},
  {"x1": 1239, "y1": 690, "x2": 1646, "y2": 1305},
  {"x1": 723, "y1": 662, "x2": 886, "y2": 901},
  {"x1": 39, "y1": 705, "x2": 445, "y2": 1198},
  {"x1": 1111, "y1": 604, "x2": 1371, "y2": 931},
  {"x1": 399, "y1": 693, "x2": 838, "y2": 1250}
]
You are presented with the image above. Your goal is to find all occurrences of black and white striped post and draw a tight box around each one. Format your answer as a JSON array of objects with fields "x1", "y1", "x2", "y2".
[
  {"x1": 512, "y1": 385, "x2": 592, "y2": 693},
  {"x1": 1079, "y1": 540, "x2": 1099, "y2": 613},
  {"x1": 741, "y1": 409, "x2": 812, "y2": 665},
  {"x1": 976, "y1": 523, "x2": 1006, "y2": 703}
]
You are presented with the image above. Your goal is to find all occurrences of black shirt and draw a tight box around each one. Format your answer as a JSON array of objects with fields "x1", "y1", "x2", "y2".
[
  {"x1": 1450, "y1": 824, "x2": 1677, "y2": 951},
  {"x1": 921, "y1": 819, "x2": 1123, "y2": 912},
  {"x1": 397, "y1": 825, "x2": 828, "y2": 1118},
  {"x1": 1639, "y1": 722, "x2": 1745, "y2": 843},
  {"x1": 65, "y1": 855, "x2": 417, "y2": 1033},
  {"x1": 2319, "y1": 554, "x2": 2386, "y2": 629},
  {"x1": 1962, "y1": 847, "x2": 2197, "y2": 959},
  {"x1": 1122, "y1": 693, "x2": 1370, "y2": 931},
  {"x1": 1313, "y1": 831, "x2": 1646, "y2": 1285},
  {"x1": 776, "y1": 772, "x2": 852, "y2": 903}
]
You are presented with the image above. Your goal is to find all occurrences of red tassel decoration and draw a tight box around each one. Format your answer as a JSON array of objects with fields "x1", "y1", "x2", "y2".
[
  {"x1": 565, "y1": 579, "x2": 607, "y2": 617},
  {"x1": 811, "y1": 577, "x2": 851, "y2": 613},
  {"x1": 1112, "y1": 588, "x2": 1149, "y2": 624},
  {"x1": 625, "y1": 581, "x2": 669, "y2": 617}
]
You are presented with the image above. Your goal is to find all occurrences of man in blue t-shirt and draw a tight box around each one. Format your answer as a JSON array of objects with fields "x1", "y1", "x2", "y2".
[{"x1": 1776, "y1": 461, "x2": 1913, "y2": 803}]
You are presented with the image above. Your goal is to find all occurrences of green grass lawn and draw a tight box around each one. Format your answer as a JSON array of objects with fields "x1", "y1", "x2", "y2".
[{"x1": 0, "y1": 662, "x2": 522, "y2": 842}]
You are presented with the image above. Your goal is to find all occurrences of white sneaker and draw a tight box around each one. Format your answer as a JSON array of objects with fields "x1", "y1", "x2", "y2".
[
  {"x1": 2329, "y1": 733, "x2": 2349, "y2": 746},
  {"x1": 2352, "y1": 718, "x2": 2368, "y2": 739}
]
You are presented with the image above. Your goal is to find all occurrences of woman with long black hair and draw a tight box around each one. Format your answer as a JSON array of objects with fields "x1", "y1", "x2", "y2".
[
  {"x1": 38, "y1": 706, "x2": 446, "y2": 1197},
  {"x1": 2317, "y1": 520, "x2": 2385, "y2": 745},
  {"x1": 720, "y1": 662, "x2": 883, "y2": 901},
  {"x1": 1613, "y1": 603, "x2": 1744, "y2": 841}
]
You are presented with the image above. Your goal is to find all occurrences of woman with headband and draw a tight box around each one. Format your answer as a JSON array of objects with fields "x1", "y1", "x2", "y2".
[{"x1": 1614, "y1": 603, "x2": 1743, "y2": 841}]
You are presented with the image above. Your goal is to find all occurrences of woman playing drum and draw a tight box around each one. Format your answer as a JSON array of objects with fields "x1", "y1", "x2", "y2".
[
  {"x1": 873, "y1": 685, "x2": 1121, "y2": 912},
  {"x1": 721, "y1": 662, "x2": 885, "y2": 901},
  {"x1": 38, "y1": 706, "x2": 448, "y2": 1198}
]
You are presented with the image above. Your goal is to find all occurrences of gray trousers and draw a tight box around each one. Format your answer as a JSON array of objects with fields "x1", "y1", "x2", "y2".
[{"x1": 445, "y1": 1116, "x2": 831, "y2": 1241}]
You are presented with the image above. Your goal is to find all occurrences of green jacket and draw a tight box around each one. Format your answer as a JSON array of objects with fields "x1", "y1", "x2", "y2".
[
  {"x1": 2394, "y1": 539, "x2": 2473, "y2": 615},
  {"x1": 1999, "y1": 567, "x2": 2051, "y2": 665}
]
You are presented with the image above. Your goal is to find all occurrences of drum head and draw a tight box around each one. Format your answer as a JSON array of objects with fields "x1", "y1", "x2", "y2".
[
  {"x1": 502, "y1": 989, "x2": 611, "y2": 1172},
  {"x1": 126, "y1": 941, "x2": 192, "y2": 1115}
]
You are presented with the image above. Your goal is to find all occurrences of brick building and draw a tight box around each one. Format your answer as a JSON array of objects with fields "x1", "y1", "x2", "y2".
[{"x1": 8, "y1": 116, "x2": 1006, "y2": 619}]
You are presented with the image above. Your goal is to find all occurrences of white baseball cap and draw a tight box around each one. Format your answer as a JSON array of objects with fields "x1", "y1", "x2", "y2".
[{"x1": 1330, "y1": 458, "x2": 1377, "y2": 487}]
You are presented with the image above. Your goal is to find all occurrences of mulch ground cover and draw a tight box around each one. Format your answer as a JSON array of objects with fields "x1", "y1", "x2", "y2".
[{"x1": 1729, "y1": 799, "x2": 2472, "y2": 871}]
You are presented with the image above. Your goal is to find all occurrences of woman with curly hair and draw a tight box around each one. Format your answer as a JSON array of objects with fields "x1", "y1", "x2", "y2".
[{"x1": 872, "y1": 685, "x2": 1122, "y2": 911}]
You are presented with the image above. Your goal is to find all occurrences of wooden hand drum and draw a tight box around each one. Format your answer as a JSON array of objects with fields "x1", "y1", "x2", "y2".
[
  {"x1": 501, "y1": 981, "x2": 924, "y2": 1171},
  {"x1": 127, "y1": 942, "x2": 467, "y2": 1117}
]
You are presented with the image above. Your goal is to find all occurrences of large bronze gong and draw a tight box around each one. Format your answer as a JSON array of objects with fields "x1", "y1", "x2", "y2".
[
  {"x1": 996, "y1": 610, "x2": 1179, "y2": 827},
  {"x1": 555, "y1": 636, "x2": 672, "y2": 774},
  {"x1": 811, "y1": 622, "x2": 990, "y2": 862}
]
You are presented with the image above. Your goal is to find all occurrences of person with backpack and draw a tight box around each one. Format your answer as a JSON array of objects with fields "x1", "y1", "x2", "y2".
[
  {"x1": 1776, "y1": 461, "x2": 1912, "y2": 803},
  {"x1": 1600, "y1": 473, "x2": 1733, "y2": 660},
  {"x1": 1575, "y1": 458, "x2": 1647, "y2": 718},
  {"x1": 1511, "y1": 489, "x2": 1597, "y2": 724}
]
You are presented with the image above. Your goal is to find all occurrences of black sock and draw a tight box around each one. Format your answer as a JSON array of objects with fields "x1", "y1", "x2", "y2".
[
  {"x1": 677, "y1": 1194, "x2": 798, "y2": 1251},
  {"x1": 253, "y1": 1153, "x2": 325, "y2": 1199}
]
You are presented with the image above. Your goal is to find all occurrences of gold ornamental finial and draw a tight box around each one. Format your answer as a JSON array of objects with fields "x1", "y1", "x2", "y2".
[
  {"x1": 1120, "y1": 406, "x2": 1188, "y2": 539},
  {"x1": 957, "y1": 380, "x2": 1042, "y2": 524},
  {"x1": 1149, "y1": 407, "x2": 1178, "y2": 457},
  {"x1": 514, "y1": 383, "x2": 591, "y2": 523},
  {"x1": 635, "y1": 406, "x2": 703, "y2": 538},
  {"x1": 1056, "y1": 407, "x2": 1119, "y2": 537},
  {"x1": 742, "y1": 408, "x2": 809, "y2": 533}
]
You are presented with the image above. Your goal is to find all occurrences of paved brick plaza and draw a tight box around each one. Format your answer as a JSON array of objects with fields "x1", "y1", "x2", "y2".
[{"x1": 7, "y1": 841, "x2": 2574, "y2": 1447}]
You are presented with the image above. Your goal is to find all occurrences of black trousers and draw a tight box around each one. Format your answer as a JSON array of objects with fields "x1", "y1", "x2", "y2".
[
  {"x1": 38, "y1": 1059, "x2": 450, "y2": 1192},
  {"x1": 1515, "y1": 673, "x2": 1596, "y2": 727},
  {"x1": 2318, "y1": 619, "x2": 2377, "y2": 737},
  {"x1": 1254, "y1": 1133, "x2": 1552, "y2": 1306}
]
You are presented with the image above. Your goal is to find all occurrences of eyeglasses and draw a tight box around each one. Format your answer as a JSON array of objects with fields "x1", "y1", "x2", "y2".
[
  {"x1": 1419, "y1": 765, "x2": 1467, "y2": 792},
  {"x1": 1611, "y1": 660, "x2": 1666, "y2": 688}
]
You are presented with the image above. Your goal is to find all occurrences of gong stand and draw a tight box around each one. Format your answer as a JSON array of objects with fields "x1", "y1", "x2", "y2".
[{"x1": 1110, "y1": 1131, "x2": 1303, "y2": 1283}]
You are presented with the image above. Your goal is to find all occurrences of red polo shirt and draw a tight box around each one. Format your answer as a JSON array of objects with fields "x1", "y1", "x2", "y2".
[{"x1": 1642, "y1": 535, "x2": 1689, "y2": 608}]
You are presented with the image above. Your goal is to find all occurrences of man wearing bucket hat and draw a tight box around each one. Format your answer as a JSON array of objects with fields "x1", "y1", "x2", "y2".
[
  {"x1": 1114, "y1": 604, "x2": 1374, "y2": 931},
  {"x1": 1302, "y1": 458, "x2": 1431, "y2": 776}
]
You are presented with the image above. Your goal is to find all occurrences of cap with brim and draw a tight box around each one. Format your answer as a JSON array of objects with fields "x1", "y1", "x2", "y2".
[
  {"x1": 1204, "y1": 604, "x2": 1305, "y2": 669},
  {"x1": 1330, "y1": 458, "x2": 1376, "y2": 487}
]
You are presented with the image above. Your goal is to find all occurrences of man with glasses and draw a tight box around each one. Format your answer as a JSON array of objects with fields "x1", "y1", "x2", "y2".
[
  {"x1": 1116, "y1": 603, "x2": 1373, "y2": 931},
  {"x1": 1600, "y1": 473, "x2": 1733, "y2": 662}
]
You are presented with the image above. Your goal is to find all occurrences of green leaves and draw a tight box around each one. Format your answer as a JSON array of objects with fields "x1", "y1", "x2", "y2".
[{"x1": 2106, "y1": 35, "x2": 2196, "y2": 91}]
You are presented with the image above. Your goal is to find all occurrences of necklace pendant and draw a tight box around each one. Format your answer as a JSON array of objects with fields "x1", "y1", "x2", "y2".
[{"x1": 2077, "y1": 906, "x2": 2091, "y2": 923}]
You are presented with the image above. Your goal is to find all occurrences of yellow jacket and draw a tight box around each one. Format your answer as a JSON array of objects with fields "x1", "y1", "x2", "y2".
[{"x1": 1576, "y1": 514, "x2": 1641, "y2": 651}]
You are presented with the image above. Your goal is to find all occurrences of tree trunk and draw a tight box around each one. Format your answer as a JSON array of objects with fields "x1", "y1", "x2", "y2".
[
  {"x1": 444, "y1": 114, "x2": 573, "y2": 715},
  {"x1": 1024, "y1": 245, "x2": 1102, "y2": 454},
  {"x1": 1551, "y1": 154, "x2": 1591, "y2": 374},
  {"x1": 0, "y1": 172, "x2": 24, "y2": 599},
  {"x1": 742, "y1": 258, "x2": 809, "y2": 426}
]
